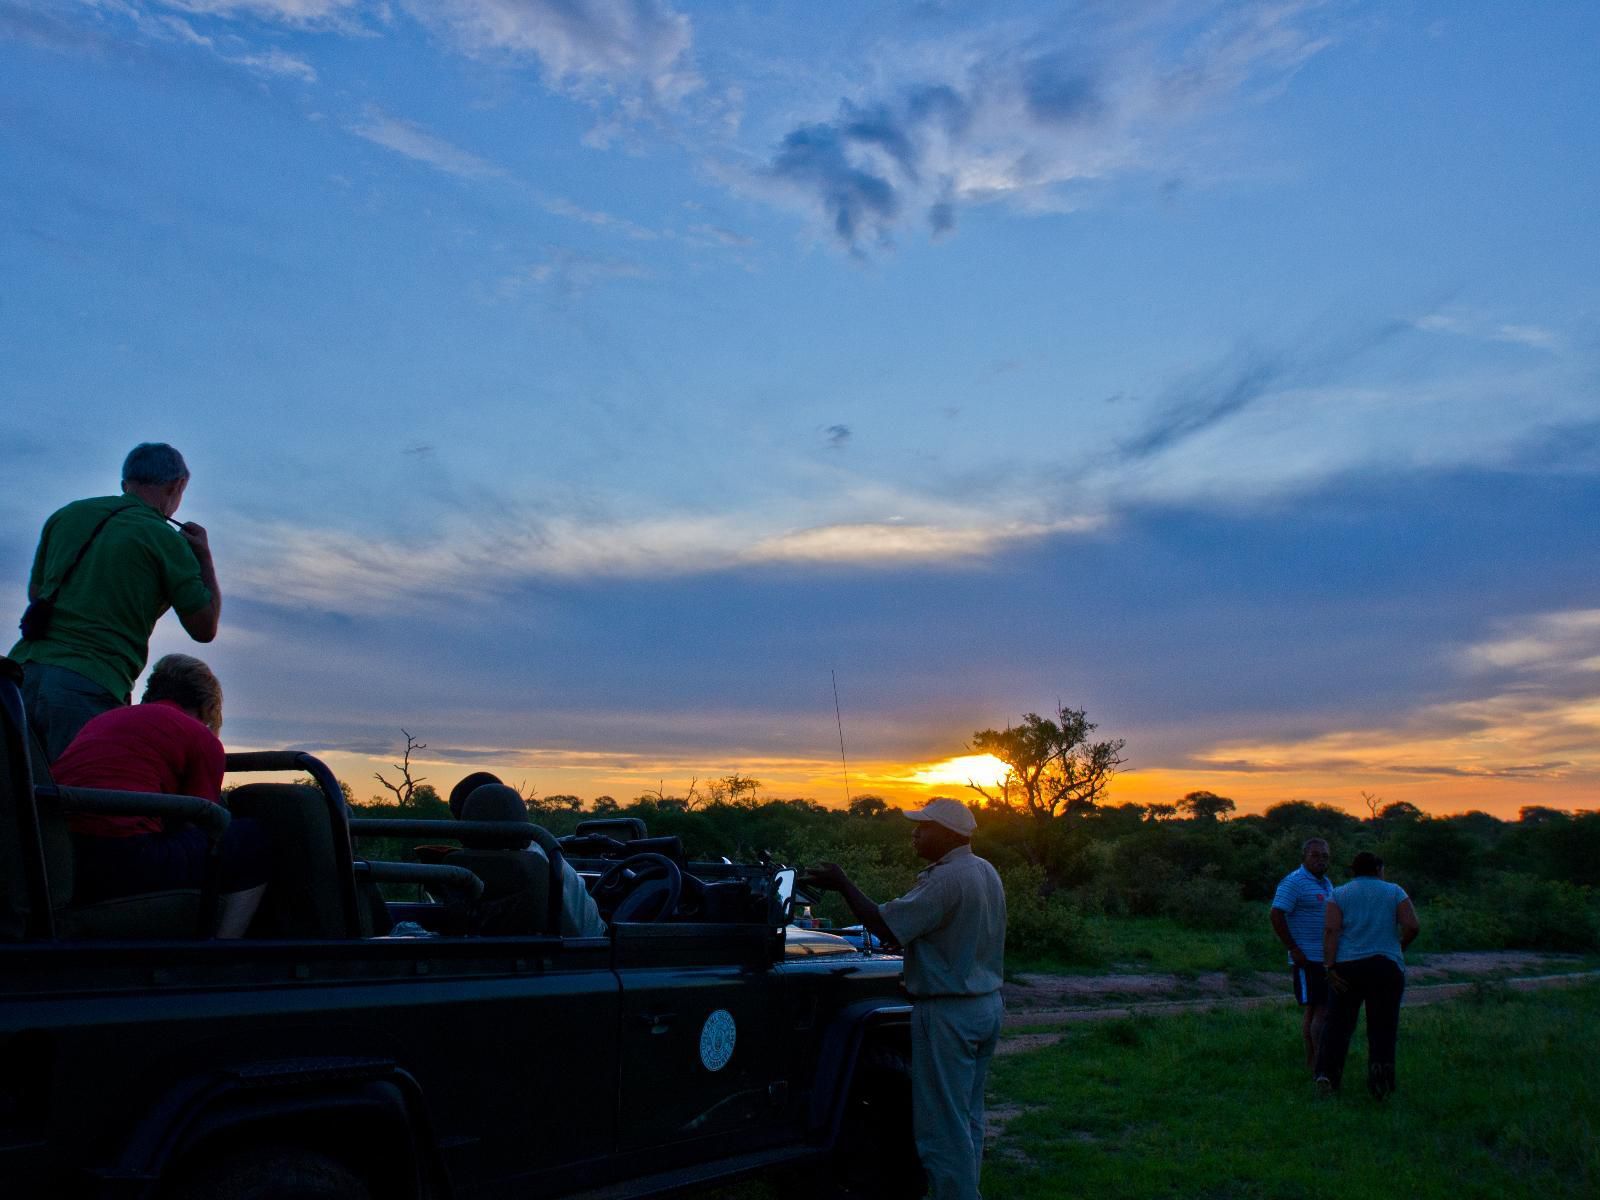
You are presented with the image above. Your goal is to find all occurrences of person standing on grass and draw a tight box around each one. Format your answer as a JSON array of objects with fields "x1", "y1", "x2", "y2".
[
  {"x1": 804, "y1": 798, "x2": 1007, "y2": 1200},
  {"x1": 1314, "y1": 851, "x2": 1420, "y2": 1099},
  {"x1": 1270, "y1": 837, "x2": 1334, "y2": 1069}
]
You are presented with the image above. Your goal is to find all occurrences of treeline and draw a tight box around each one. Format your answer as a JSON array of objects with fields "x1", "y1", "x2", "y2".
[{"x1": 354, "y1": 779, "x2": 1600, "y2": 961}]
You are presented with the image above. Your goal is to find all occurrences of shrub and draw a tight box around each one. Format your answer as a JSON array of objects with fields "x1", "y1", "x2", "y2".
[{"x1": 1001, "y1": 864, "x2": 1105, "y2": 964}]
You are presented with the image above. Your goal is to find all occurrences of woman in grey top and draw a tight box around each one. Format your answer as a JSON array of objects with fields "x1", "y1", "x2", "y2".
[{"x1": 1313, "y1": 851, "x2": 1420, "y2": 1099}]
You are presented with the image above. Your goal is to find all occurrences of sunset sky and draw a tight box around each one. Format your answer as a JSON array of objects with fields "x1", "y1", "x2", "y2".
[{"x1": 3, "y1": 1, "x2": 1597, "y2": 818}]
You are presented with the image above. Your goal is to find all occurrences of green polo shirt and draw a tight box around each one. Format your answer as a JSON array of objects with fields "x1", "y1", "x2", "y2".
[{"x1": 9, "y1": 495, "x2": 212, "y2": 702}]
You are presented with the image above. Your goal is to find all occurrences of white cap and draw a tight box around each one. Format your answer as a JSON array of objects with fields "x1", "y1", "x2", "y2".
[{"x1": 905, "y1": 797, "x2": 977, "y2": 837}]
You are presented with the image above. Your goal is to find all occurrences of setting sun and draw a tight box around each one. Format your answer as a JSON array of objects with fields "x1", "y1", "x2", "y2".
[{"x1": 906, "y1": 754, "x2": 1013, "y2": 791}]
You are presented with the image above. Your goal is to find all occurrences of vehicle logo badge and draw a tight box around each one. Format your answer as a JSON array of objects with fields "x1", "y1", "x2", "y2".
[{"x1": 699, "y1": 1008, "x2": 736, "y2": 1072}]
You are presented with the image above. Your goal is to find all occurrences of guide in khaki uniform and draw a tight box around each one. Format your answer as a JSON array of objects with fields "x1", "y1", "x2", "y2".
[{"x1": 805, "y1": 798, "x2": 1007, "y2": 1200}]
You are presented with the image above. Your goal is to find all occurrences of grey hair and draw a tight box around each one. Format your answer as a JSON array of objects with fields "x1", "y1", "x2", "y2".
[
  {"x1": 1301, "y1": 837, "x2": 1330, "y2": 854},
  {"x1": 122, "y1": 443, "x2": 189, "y2": 487},
  {"x1": 142, "y1": 654, "x2": 223, "y2": 733}
]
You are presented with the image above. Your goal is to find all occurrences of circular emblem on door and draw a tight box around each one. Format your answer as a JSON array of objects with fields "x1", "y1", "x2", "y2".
[{"x1": 699, "y1": 1009, "x2": 736, "y2": 1072}]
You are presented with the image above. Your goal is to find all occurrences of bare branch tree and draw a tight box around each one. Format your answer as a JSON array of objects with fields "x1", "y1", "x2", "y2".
[
  {"x1": 1361, "y1": 790, "x2": 1382, "y2": 822},
  {"x1": 374, "y1": 729, "x2": 427, "y2": 808}
]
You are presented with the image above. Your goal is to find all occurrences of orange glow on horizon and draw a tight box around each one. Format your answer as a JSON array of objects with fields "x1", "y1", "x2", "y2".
[{"x1": 903, "y1": 754, "x2": 1012, "y2": 790}]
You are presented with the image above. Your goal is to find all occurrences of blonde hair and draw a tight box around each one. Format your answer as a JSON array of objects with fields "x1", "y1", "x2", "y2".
[{"x1": 142, "y1": 654, "x2": 224, "y2": 733}]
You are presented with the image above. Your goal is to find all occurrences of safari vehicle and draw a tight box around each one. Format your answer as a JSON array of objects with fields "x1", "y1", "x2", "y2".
[{"x1": 0, "y1": 658, "x2": 920, "y2": 1199}]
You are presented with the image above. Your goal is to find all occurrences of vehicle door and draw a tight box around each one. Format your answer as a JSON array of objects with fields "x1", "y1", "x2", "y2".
[{"x1": 613, "y1": 922, "x2": 789, "y2": 1154}]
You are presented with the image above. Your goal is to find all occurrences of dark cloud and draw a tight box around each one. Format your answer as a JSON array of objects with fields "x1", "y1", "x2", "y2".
[
  {"x1": 824, "y1": 424, "x2": 852, "y2": 449},
  {"x1": 756, "y1": 7, "x2": 1332, "y2": 252},
  {"x1": 1113, "y1": 319, "x2": 1411, "y2": 465},
  {"x1": 769, "y1": 121, "x2": 900, "y2": 249},
  {"x1": 1021, "y1": 54, "x2": 1102, "y2": 125}
]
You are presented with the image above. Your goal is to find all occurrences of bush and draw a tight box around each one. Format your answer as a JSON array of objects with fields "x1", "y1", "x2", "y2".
[
  {"x1": 1423, "y1": 873, "x2": 1600, "y2": 953},
  {"x1": 1002, "y1": 864, "x2": 1105, "y2": 964},
  {"x1": 1166, "y1": 875, "x2": 1249, "y2": 931}
]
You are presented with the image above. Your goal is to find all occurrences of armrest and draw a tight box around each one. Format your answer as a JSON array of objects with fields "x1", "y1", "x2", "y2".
[
  {"x1": 46, "y1": 785, "x2": 231, "y2": 838},
  {"x1": 355, "y1": 859, "x2": 485, "y2": 900},
  {"x1": 350, "y1": 818, "x2": 536, "y2": 846}
]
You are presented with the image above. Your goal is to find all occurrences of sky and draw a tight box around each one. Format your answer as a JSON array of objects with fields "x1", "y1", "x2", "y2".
[{"x1": 2, "y1": 0, "x2": 1597, "y2": 818}]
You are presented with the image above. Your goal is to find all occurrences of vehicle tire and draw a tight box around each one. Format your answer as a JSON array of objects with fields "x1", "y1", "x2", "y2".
[
  {"x1": 165, "y1": 1145, "x2": 372, "y2": 1200},
  {"x1": 827, "y1": 1043, "x2": 923, "y2": 1200}
]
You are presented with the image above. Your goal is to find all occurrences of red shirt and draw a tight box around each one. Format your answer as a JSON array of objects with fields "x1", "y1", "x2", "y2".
[{"x1": 55, "y1": 700, "x2": 226, "y2": 837}]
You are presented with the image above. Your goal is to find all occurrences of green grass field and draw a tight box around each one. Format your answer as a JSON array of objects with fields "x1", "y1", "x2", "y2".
[
  {"x1": 983, "y1": 981, "x2": 1600, "y2": 1199},
  {"x1": 711, "y1": 980, "x2": 1598, "y2": 1200}
]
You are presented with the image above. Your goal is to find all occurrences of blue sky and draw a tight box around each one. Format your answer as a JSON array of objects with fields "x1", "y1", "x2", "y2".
[{"x1": 3, "y1": 0, "x2": 1597, "y2": 814}]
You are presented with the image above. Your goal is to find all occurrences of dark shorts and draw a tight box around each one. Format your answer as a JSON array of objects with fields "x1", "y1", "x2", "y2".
[
  {"x1": 72, "y1": 820, "x2": 271, "y2": 902},
  {"x1": 1292, "y1": 961, "x2": 1328, "y2": 1007}
]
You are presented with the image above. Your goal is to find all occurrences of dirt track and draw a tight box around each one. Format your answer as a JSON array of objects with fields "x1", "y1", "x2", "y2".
[{"x1": 996, "y1": 953, "x2": 1599, "y2": 1057}]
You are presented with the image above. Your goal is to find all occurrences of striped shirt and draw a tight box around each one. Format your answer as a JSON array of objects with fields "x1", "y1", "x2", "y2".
[{"x1": 1271, "y1": 865, "x2": 1333, "y2": 962}]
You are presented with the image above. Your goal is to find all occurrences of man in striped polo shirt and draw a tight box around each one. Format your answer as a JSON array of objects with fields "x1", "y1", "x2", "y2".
[{"x1": 1270, "y1": 837, "x2": 1334, "y2": 1070}]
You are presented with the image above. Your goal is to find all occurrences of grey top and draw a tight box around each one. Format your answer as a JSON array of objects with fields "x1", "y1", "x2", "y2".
[{"x1": 880, "y1": 844, "x2": 1007, "y2": 998}]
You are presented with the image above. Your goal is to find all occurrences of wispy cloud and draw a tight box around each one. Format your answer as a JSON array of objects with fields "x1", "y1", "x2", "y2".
[
  {"x1": 226, "y1": 507, "x2": 1100, "y2": 614},
  {"x1": 347, "y1": 109, "x2": 504, "y2": 179},
  {"x1": 1415, "y1": 309, "x2": 1561, "y2": 351},
  {"x1": 1463, "y1": 609, "x2": 1600, "y2": 677},
  {"x1": 154, "y1": 0, "x2": 360, "y2": 25},
  {"x1": 405, "y1": 0, "x2": 699, "y2": 104},
  {"x1": 1197, "y1": 611, "x2": 1600, "y2": 785},
  {"x1": 746, "y1": 2, "x2": 1334, "y2": 252},
  {"x1": 500, "y1": 247, "x2": 650, "y2": 295}
]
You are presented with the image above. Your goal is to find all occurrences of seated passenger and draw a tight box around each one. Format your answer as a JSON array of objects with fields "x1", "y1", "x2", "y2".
[
  {"x1": 53, "y1": 654, "x2": 268, "y2": 937},
  {"x1": 450, "y1": 773, "x2": 606, "y2": 937}
]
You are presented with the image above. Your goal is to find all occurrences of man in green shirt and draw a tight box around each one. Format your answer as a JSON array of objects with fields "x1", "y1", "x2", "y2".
[{"x1": 10, "y1": 443, "x2": 222, "y2": 759}]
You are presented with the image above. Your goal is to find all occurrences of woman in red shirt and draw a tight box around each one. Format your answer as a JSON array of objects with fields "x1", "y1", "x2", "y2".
[{"x1": 54, "y1": 654, "x2": 268, "y2": 937}]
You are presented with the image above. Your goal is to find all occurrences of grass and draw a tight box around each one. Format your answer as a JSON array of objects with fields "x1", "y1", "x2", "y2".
[
  {"x1": 981, "y1": 980, "x2": 1600, "y2": 1199},
  {"x1": 1011, "y1": 914, "x2": 1283, "y2": 977}
]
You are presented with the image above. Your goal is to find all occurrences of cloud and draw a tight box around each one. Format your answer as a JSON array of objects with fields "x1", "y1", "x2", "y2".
[
  {"x1": 750, "y1": 2, "x2": 1334, "y2": 251},
  {"x1": 155, "y1": 0, "x2": 360, "y2": 24},
  {"x1": 406, "y1": 0, "x2": 699, "y2": 103},
  {"x1": 1195, "y1": 611, "x2": 1600, "y2": 785},
  {"x1": 824, "y1": 424, "x2": 851, "y2": 449},
  {"x1": 347, "y1": 109, "x2": 504, "y2": 178},
  {"x1": 1463, "y1": 609, "x2": 1600, "y2": 677},
  {"x1": 539, "y1": 195, "x2": 659, "y2": 240},
  {"x1": 225, "y1": 506, "x2": 1101, "y2": 614},
  {"x1": 500, "y1": 247, "x2": 650, "y2": 295},
  {"x1": 1415, "y1": 310, "x2": 1561, "y2": 351},
  {"x1": 228, "y1": 45, "x2": 317, "y2": 81}
]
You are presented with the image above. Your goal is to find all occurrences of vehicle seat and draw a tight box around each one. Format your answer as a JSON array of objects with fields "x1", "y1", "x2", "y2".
[
  {"x1": 228, "y1": 783, "x2": 356, "y2": 938},
  {"x1": 447, "y1": 784, "x2": 558, "y2": 935},
  {"x1": 0, "y1": 659, "x2": 203, "y2": 940}
]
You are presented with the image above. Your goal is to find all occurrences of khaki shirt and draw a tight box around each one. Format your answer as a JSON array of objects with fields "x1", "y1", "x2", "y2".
[{"x1": 880, "y1": 844, "x2": 1006, "y2": 998}]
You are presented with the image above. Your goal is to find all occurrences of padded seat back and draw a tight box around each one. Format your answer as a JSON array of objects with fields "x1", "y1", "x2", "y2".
[
  {"x1": 447, "y1": 846, "x2": 551, "y2": 935},
  {"x1": 229, "y1": 782, "x2": 352, "y2": 938}
]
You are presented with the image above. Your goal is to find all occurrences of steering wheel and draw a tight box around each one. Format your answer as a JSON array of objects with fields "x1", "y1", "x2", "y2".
[{"x1": 591, "y1": 852, "x2": 683, "y2": 923}]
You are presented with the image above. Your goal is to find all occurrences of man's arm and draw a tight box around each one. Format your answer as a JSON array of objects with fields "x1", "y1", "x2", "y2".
[
  {"x1": 1322, "y1": 900, "x2": 1344, "y2": 968},
  {"x1": 802, "y1": 862, "x2": 897, "y2": 946},
  {"x1": 176, "y1": 523, "x2": 221, "y2": 643},
  {"x1": 1270, "y1": 907, "x2": 1307, "y2": 965},
  {"x1": 1396, "y1": 898, "x2": 1419, "y2": 949}
]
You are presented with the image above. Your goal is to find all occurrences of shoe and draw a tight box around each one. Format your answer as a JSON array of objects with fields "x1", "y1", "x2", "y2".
[
  {"x1": 1314, "y1": 1076, "x2": 1336, "y2": 1098},
  {"x1": 1368, "y1": 1063, "x2": 1394, "y2": 1101}
]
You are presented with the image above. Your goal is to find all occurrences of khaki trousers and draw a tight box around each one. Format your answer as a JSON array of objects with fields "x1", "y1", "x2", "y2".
[{"x1": 911, "y1": 991, "x2": 1005, "y2": 1200}]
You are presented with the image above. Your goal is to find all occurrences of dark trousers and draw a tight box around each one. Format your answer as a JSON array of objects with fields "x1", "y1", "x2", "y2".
[{"x1": 1314, "y1": 955, "x2": 1405, "y2": 1096}]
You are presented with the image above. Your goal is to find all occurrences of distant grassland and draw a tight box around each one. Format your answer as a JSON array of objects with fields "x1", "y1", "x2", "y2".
[{"x1": 983, "y1": 980, "x2": 1599, "y2": 1200}]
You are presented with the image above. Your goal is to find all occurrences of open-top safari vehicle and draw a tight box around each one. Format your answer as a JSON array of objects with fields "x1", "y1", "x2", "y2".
[{"x1": 0, "y1": 657, "x2": 920, "y2": 1199}]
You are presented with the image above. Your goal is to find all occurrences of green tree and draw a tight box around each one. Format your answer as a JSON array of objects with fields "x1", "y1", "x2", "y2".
[
  {"x1": 848, "y1": 794, "x2": 890, "y2": 818},
  {"x1": 968, "y1": 704, "x2": 1126, "y2": 819},
  {"x1": 1177, "y1": 790, "x2": 1236, "y2": 822}
]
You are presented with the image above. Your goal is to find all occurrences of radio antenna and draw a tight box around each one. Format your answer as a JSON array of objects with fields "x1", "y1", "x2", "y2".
[{"x1": 831, "y1": 669, "x2": 852, "y2": 805}]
